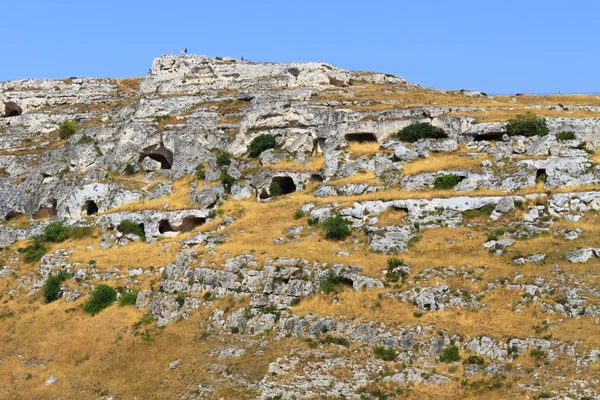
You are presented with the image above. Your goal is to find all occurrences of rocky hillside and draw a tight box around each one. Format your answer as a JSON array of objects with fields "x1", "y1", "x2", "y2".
[{"x1": 1, "y1": 55, "x2": 600, "y2": 399}]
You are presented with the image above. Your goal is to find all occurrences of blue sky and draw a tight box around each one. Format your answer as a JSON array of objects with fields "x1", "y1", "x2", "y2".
[{"x1": 2, "y1": 0, "x2": 598, "y2": 93}]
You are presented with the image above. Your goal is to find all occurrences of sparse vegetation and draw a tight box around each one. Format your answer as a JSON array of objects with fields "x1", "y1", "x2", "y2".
[
  {"x1": 83, "y1": 284, "x2": 117, "y2": 315},
  {"x1": 386, "y1": 257, "x2": 407, "y2": 282},
  {"x1": 269, "y1": 181, "x2": 281, "y2": 197},
  {"x1": 374, "y1": 346, "x2": 397, "y2": 361},
  {"x1": 124, "y1": 163, "x2": 136, "y2": 176},
  {"x1": 219, "y1": 170, "x2": 235, "y2": 193},
  {"x1": 194, "y1": 164, "x2": 206, "y2": 180},
  {"x1": 43, "y1": 271, "x2": 71, "y2": 302},
  {"x1": 119, "y1": 290, "x2": 139, "y2": 306},
  {"x1": 248, "y1": 134, "x2": 276, "y2": 157},
  {"x1": 319, "y1": 269, "x2": 340, "y2": 294},
  {"x1": 506, "y1": 112, "x2": 549, "y2": 137}
]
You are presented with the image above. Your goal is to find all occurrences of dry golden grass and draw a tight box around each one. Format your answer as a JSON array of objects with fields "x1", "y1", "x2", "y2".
[
  {"x1": 115, "y1": 77, "x2": 143, "y2": 93},
  {"x1": 347, "y1": 141, "x2": 381, "y2": 157},
  {"x1": 105, "y1": 176, "x2": 197, "y2": 213},
  {"x1": 402, "y1": 145, "x2": 490, "y2": 175},
  {"x1": 591, "y1": 149, "x2": 600, "y2": 164},
  {"x1": 267, "y1": 155, "x2": 326, "y2": 172},
  {"x1": 329, "y1": 171, "x2": 380, "y2": 186}
]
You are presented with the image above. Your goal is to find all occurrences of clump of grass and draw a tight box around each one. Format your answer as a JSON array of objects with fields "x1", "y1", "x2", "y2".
[
  {"x1": 83, "y1": 284, "x2": 117, "y2": 315},
  {"x1": 374, "y1": 346, "x2": 397, "y2": 361},
  {"x1": 386, "y1": 257, "x2": 408, "y2": 282},
  {"x1": 434, "y1": 174, "x2": 462, "y2": 189},
  {"x1": 319, "y1": 269, "x2": 340, "y2": 294},
  {"x1": 216, "y1": 152, "x2": 232, "y2": 167},
  {"x1": 194, "y1": 164, "x2": 206, "y2": 180},
  {"x1": 320, "y1": 335, "x2": 350, "y2": 347},
  {"x1": 556, "y1": 131, "x2": 576, "y2": 141},
  {"x1": 119, "y1": 290, "x2": 139, "y2": 306},
  {"x1": 440, "y1": 345, "x2": 460, "y2": 362}
]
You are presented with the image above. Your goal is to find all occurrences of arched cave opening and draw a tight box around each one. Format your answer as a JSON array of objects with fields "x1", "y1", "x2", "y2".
[
  {"x1": 3, "y1": 102, "x2": 22, "y2": 118},
  {"x1": 33, "y1": 199, "x2": 57, "y2": 220},
  {"x1": 344, "y1": 133, "x2": 378, "y2": 143},
  {"x1": 158, "y1": 216, "x2": 205, "y2": 235},
  {"x1": 158, "y1": 219, "x2": 174, "y2": 234},
  {"x1": 309, "y1": 173, "x2": 324, "y2": 182},
  {"x1": 536, "y1": 169, "x2": 547, "y2": 184},
  {"x1": 139, "y1": 144, "x2": 174, "y2": 170},
  {"x1": 4, "y1": 210, "x2": 22, "y2": 221},
  {"x1": 83, "y1": 200, "x2": 98, "y2": 216},
  {"x1": 272, "y1": 176, "x2": 296, "y2": 195}
]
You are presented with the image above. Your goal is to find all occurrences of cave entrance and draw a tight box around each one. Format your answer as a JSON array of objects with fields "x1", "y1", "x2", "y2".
[
  {"x1": 536, "y1": 169, "x2": 547, "y2": 184},
  {"x1": 158, "y1": 217, "x2": 205, "y2": 235},
  {"x1": 33, "y1": 199, "x2": 57, "y2": 220},
  {"x1": 473, "y1": 133, "x2": 505, "y2": 142},
  {"x1": 272, "y1": 176, "x2": 296, "y2": 195},
  {"x1": 4, "y1": 210, "x2": 23, "y2": 221},
  {"x1": 310, "y1": 174, "x2": 324, "y2": 182},
  {"x1": 83, "y1": 200, "x2": 98, "y2": 216},
  {"x1": 3, "y1": 102, "x2": 22, "y2": 118},
  {"x1": 139, "y1": 144, "x2": 174, "y2": 170},
  {"x1": 344, "y1": 133, "x2": 378, "y2": 143}
]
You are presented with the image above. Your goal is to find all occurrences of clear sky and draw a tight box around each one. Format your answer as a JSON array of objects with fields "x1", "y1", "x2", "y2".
[{"x1": 2, "y1": 0, "x2": 598, "y2": 94}]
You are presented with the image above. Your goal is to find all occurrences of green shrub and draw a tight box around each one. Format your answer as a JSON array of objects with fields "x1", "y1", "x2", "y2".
[
  {"x1": 117, "y1": 220, "x2": 145, "y2": 240},
  {"x1": 248, "y1": 134, "x2": 276, "y2": 157},
  {"x1": 556, "y1": 131, "x2": 576, "y2": 141},
  {"x1": 124, "y1": 163, "x2": 136, "y2": 176},
  {"x1": 374, "y1": 346, "x2": 397, "y2": 361},
  {"x1": 434, "y1": 174, "x2": 463, "y2": 189},
  {"x1": 18, "y1": 237, "x2": 49, "y2": 263},
  {"x1": 43, "y1": 222, "x2": 71, "y2": 243},
  {"x1": 323, "y1": 215, "x2": 352, "y2": 241},
  {"x1": 506, "y1": 112, "x2": 549, "y2": 137},
  {"x1": 530, "y1": 348, "x2": 545, "y2": 360},
  {"x1": 43, "y1": 271, "x2": 70, "y2": 302},
  {"x1": 269, "y1": 181, "x2": 281, "y2": 197},
  {"x1": 319, "y1": 269, "x2": 339, "y2": 294},
  {"x1": 216, "y1": 152, "x2": 232, "y2": 167},
  {"x1": 396, "y1": 123, "x2": 443, "y2": 143},
  {"x1": 175, "y1": 294, "x2": 185, "y2": 307},
  {"x1": 83, "y1": 284, "x2": 117, "y2": 315},
  {"x1": 194, "y1": 164, "x2": 206, "y2": 180},
  {"x1": 386, "y1": 257, "x2": 407, "y2": 282},
  {"x1": 58, "y1": 120, "x2": 77, "y2": 139},
  {"x1": 202, "y1": 292, "x2": 212, "y2": 301},
  {"x1": 119, "y1": 290, "x2": 139, "y2": 306},
  {"x1": 293, "y1": 209, "x2": 305, "y2": 219},
  {"x1": 463, "y1": 355, "x2": 485, "y2": 365},
  {"x1": 320, "y1": 335, "x2": 350, "y2": 347},
  {"x1": 219, "y1": 170, "x2": 235, "y2": 193},
  {"x1": 440, "y1": 345, "x2": 460, "y2": 363}
]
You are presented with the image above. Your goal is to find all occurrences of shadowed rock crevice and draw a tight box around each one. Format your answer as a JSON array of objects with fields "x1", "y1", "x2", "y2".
[
  {"x1": 272, "y1": 176, "x2": 296, "y2": 195},
  {"x1": 139, "y1": 144, "x2": 174, "y2": 170},
  {"x1": 3, "y1": 102, "x2": 22, "y2": 117},
  {"x1": 83, "y1": 200, "x2": 99, "y2": 216},
  {"x1": 158, "y1": 217, "x2": 205, "y2": 234},
  {"x1": 345, "y1": 132, "x2": 378, "y2": 143}
]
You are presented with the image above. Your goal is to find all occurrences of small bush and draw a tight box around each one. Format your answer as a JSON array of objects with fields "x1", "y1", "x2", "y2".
[
  {"x1": 386, "y1": 257, "x2": 407, "y2": 282},
  {"x1": 530, "y1": 348, "x2": 545, "y2": 360},
  {"x1": 320, "y1": 335, "x2": 350, "y2": 347},
  {"x1": 434, "y1": 174, "x2": 462, "y2": 189},
  {"x1": 293, "y1": 209, "x2": 305, "y2": 219},
  {"x1": 18, "y1": 238, "x2": 49, "y2": 263},
  {"x1": 319, "y1": 269, "x2": 339, "y2": 294},
  {"x1": 396, "y1": 123, "x2": 443, "y2": 143},
  {"x1": 117, "y1": 220, "x2": 145, "y2": 240},
  {"x1": 269, "y1": 181, "x2": 281, "y2": 197},
  {"x1": 175, "y1": 294, "x2": 185, "y2": 307},
  {"x1": 43, "y1": 271, "x2": 70, "y2": 302},
  {"x1": 43, "y1": 222, "x2": 72, "y2": 243},
  {"x1": 124, "y1": 163, "x2": 136, "y2": 176},
  {"x1": 463, "y1": 355, "x2": 485, "y2": 365},
  {"x1": 249, "y1": 134, "x2": 276, "y2": 157},
  {"x1": 556, "y1": 131, "x2": 576, "y2": 141},
  {"x1": 216, "y1": 152, "x2": 232, "y2": 167},
  {"x1": 440, "y1": 345, "x2": 460, "y2": 363},
  {"x1": 194, "y1": 164, "x2": 206, "y2": 180},
  {"x1": 219, "y1": 170, "x2": 235, "y2": 193},
  {"x1": 83, "y1": 284, "x2": 117, "y2": 315},
  {"x1": 119, "y1": 290, "x2": 139, "y2": 306},
  {"x1": 374, "y1": 346, "x2": 397, "y2": 361},
  {"x1": 58, "y1": 120, "x2": 77, "y2": 139},
  {"x1": 323, "y1": 215, "x2": 352, "y2": 241},
  {"x1": 202, "y1": 292, "x2": 212, "y2": 301},
  {"x1": 506, "y1": 112, "x2": 549, "y2": 137}
]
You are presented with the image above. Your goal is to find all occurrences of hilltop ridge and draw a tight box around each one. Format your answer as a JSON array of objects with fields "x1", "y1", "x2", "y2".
[{"x1": 1, "y1": 56, "x2": 600, "y2": 399}]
